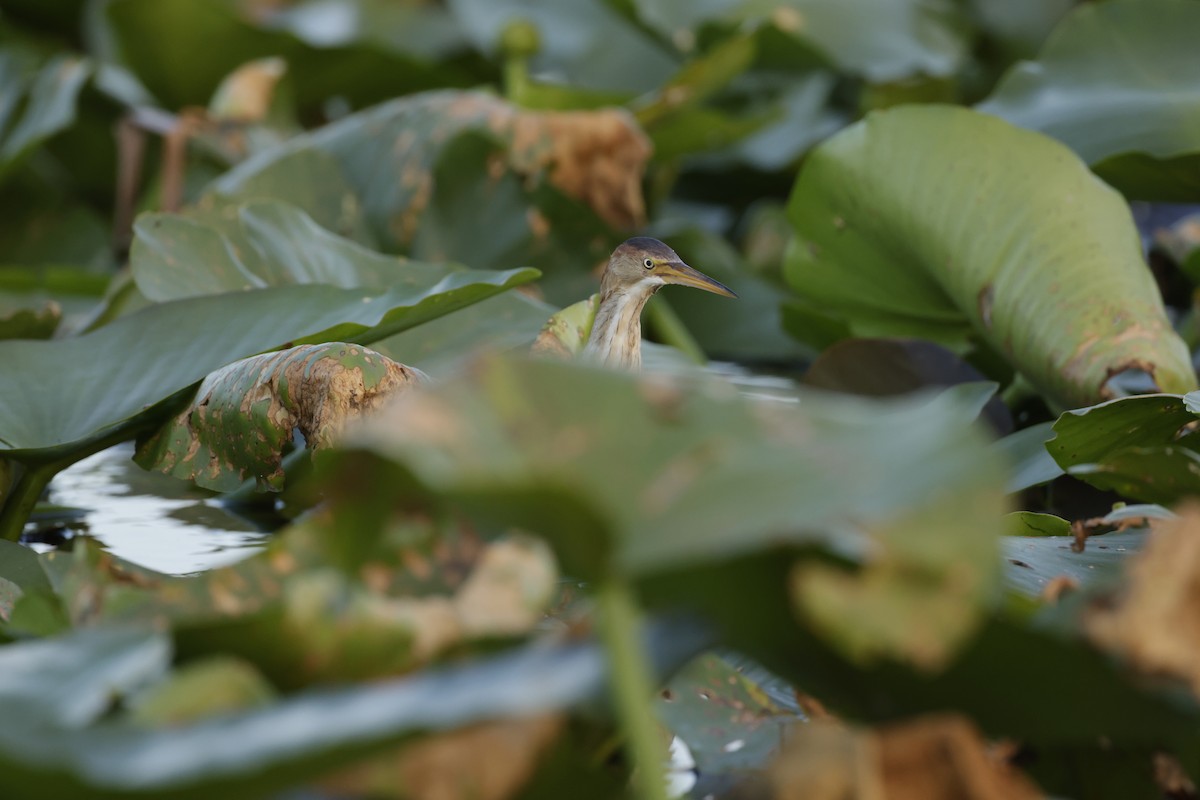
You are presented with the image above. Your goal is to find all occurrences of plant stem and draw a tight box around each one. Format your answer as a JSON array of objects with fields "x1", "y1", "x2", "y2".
[
  {"x1": 0, "y1": 423, "x2": 153, "y2": 542},
  {"x1": 1001, "y1": 372, "x2": 1037, "y2": 408},
  {"x1": 0, "y1": 462, "x2": 56, "y2": 542},
  {"x1": 595, "y1": 577, "x2": 670, "y2": 800},
  {"x1": 646, "y1": 299, "x2": 706, "y2": 365}
]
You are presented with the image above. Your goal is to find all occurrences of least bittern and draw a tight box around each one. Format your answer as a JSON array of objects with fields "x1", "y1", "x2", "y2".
[{"x1": 584, "y1": 238, "x2": 737, "y2": 369}]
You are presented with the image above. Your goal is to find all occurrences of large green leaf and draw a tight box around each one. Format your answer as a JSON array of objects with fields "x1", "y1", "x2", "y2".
[
  {"x1": 196, "y1": 148, "x2": 375, "y2": 246},
  {"x1": 131, "y1": 199, "x2": 488, "y2": 301},
  {"x1": 330, "y1": 355, "x2": 1009, "y2": 667},
  {"x1": 0, "y1": 623, "x2": 692, "y2": 799},
  {"x1": 978, "y1": 0, "x2": 1200, "y2": 200},
  {"x1": 0, "y1": 628, "x2": 170, "y2": 729},
  {"x1": 1047, "y1": 392, "x2": 1200, "y2": 504},
  {"x1": 0, "y1": 272, "x2": 536, "y2": 458},
  {"x1": 784, "y1": 105, "x2": 1196, "y2": 409},
  {"x1": 1003, "y1": 529, "x2": 1147, "y2": 599}
]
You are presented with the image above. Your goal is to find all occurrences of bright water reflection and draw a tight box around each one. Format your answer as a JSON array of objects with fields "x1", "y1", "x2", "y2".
[{"x1": 42, "y1": 443, "x2": 273, "y2": 575}]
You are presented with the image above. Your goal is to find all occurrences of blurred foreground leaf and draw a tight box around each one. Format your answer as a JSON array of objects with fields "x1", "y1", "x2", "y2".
[
  {"x1": 330, "y1": 355, "x2": 1008, "y2": 668},
  {"x1": 0, "y1": 622, "x2": 698, "y2": 800}
]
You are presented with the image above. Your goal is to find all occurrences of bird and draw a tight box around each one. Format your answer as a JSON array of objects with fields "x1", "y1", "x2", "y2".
[{"x1": 583, "y1": 237, "x2": 737, "y2": 370}]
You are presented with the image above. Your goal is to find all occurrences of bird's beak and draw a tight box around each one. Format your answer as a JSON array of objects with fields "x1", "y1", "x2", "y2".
[{"x1": 658, "y1": 261, "x2": 738, "y2": 298}]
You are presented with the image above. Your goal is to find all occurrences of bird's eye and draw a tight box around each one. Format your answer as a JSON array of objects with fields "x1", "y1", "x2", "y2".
[{"x1": 643, "y1": 258, "x2": 654, "y2": 269}]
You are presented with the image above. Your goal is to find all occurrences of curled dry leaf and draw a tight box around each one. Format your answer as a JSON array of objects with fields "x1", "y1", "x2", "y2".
[
  {"x1": 1086, "y1": 505, "x2": 1200, "y2": 697},
  {"x1": 135, "y1": 343, "x2": 427, "y2": 492},
  {"x1": 207, "y1": 57, "x2": 287, "y2": 123},
  {"x1": 769, "y1": 715, "x2": 1040, "y2": 800},
  {"x1": 415, "y1": 92, "x2": 651, "y2": 234},
  {"x1": 322, "y1": 713, "x2": 565, "y2": 800},
  {"x1": 507, "y1": 109, "x2": 650, "y2": 229}
]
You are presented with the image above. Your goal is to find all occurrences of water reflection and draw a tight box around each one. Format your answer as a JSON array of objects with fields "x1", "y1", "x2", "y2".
[{"x1": 41, "y1": 443, "x2": 273, "y2": 575}]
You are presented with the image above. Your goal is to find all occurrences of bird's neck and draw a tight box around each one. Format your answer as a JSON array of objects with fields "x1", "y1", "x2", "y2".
[{"x1": 584, "y1": 278, "x2": 660, "y2": 370}]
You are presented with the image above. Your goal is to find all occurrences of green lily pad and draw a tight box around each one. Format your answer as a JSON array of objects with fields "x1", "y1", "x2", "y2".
[
  {"x1": 1002, "y1": 530, "x2": 1147, "y2": 599},
  {"x1": 1047, "y1": 393, "x2": 1200, "y2": 504},
  {"x1": 131, "y1": 199, "x2": 485, "y2": 301},
  {"x1": 978, "y1": 0, "x2": 1200, "y2": 200},
  {"x1": 0, "y1": 270, "x2": 536, "y2": 458},
  {"x1": 784, "y1": 105, "x2": 1196, "y2": 409},
  {"x1": 196, "y1": 148, "x2": 374, "y2": 246}
]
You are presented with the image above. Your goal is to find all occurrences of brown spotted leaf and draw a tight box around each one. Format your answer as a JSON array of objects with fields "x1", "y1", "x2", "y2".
[{"x1": 135, "y1": 343, "x2": 427, "y2": 492}]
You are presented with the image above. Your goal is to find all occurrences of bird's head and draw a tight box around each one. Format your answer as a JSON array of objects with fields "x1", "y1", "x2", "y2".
[{"x1": 602, "y1": 237, "x2": 737, "y2": 298}]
